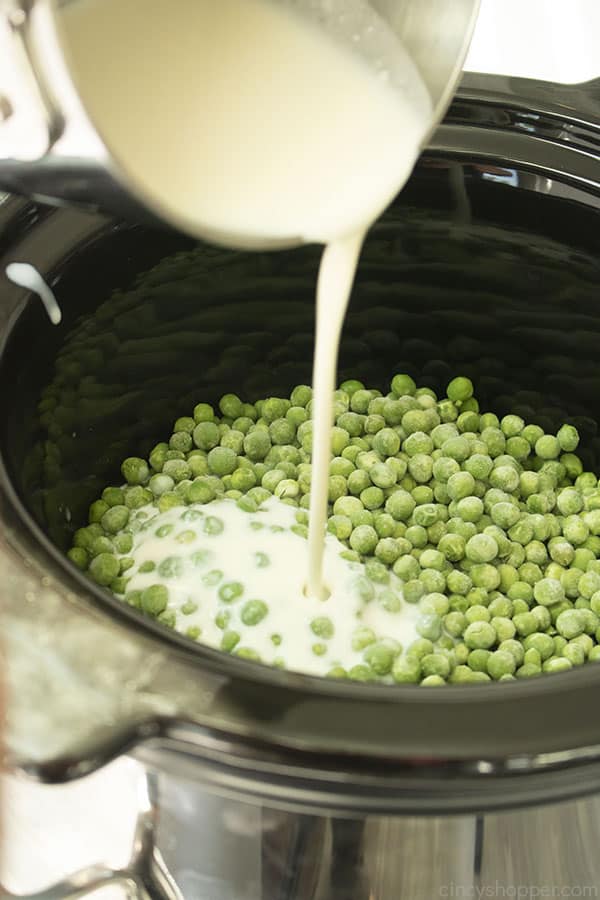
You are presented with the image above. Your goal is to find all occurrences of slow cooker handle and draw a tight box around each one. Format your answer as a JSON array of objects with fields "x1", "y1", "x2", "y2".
[
  {"x1": 1, "y1": 772, "x2": 183, "y2": 900},
  {"x1": 3, "y1": 866, "x2": 153, "y2": 900}
]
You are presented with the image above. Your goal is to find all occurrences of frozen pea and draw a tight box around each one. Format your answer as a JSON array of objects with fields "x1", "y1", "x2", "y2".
[
  {"x1": 465, "y1": 604, "x2": 490, "y2": 624},
  {"x1": 441, "y1": 436, "x2": 471, "y2": 462},
  {"x1": 563, "y1": 515, "x2": 589, "y2": 546},
  {"x1": 121, "y1": 456, "x2": 150, "y2": 486},
  {"x1": 88, "y1": 499, "x2": 110, "y2": 524},
  {"x1": 437, "y1": 533, "x2": 466, "y2": 562},
  {"x1": 487, "y1": 650, "x2": 516, "y2": 680},
  {"x1": 446, "y1": 472, "x2": 475, "y2": 502},
  {"x1": 499, "y1": 639, "x2": 525, "y2": 667},
  {"x1": 488, "y1": 595, "x2": 512, "y2": 617},
  {"x1": 490, "y1": 502, "x2": 520, "y2": 529},
  {"x1": 419, "y1": 548, "x2": 445, "y2": 571},
  {"x1": 231, "y1": 646, "x2": 260, "y2": 662},
  {"x1": 157, "y1": 556, "x2": 184, "y2": 578},
  {"x1": 555, "y1": 609, "x2": 586, "y2": 639},
  {"x1": 450, "y1": 666, "x2": 489, "y2": 684},
  {"x1": 420, "y1": 592, "x2": 449, "y2": 616},
  {"x1": 432, "y1": 457, "x2": 460, "y2": 482},
  {"x1": 360, "y1": 486, "x2": 384, "y2": 510},
  {"x1": 89, "y1": 552, "x2": 120, "y2": 586},
  {"x1": 455, "y1": 496, "x2": 484, "y2": 523},
  {"x1": 349, "y1": 524, "x2": 379, "y2": 555},
  {"x1": 464, "y1": 453, "x2": 494, "y2": 481},
  {"x1": 364, "y1": 642, "x2": 396, "y2": 675},
  {"x1": 466, "y1": 533, "x2": 498, "y2": 564},
  {"x1": 403, "y1": 431, "x2": 434, "y2": 456},
  {"x1": 348, "y1": 469, "x2": 371, "y2": 496},
  {"x1": 524, "y1": 647, "x2": 542, "y2": 668},
  {"x1": 446, "y1": 569, "x2": 472, "y2": 595},
  {"x1": 549, "y1": 539, "x2": 575, "y2": 566},
  {"x1": 542, "y1": 657, "x2": 572, "y2": 674},
  {"x1": 456, "y1": 410, "x2": 479, "y2": 432},
  {"x1": 203, "y1": 515, "x2": 224, "y2": 535},
  {"x1": 579, "y1": 571, "x2": 600, "y2": 599},
  {"x1": 141, "y1": 584, "x2": 168, "y2": 616},
  {"x1": 374, "y1": 537, "x2": 401, "y2": 564},
  {"x1": 102, "y1": 487, "x2": 125, "y2": 507},
  {"x1": 241, "y1": 599, "x2": 268, "y2": 626},
  {"x1": 328, "y1": 515, "x2": 353, "y2": 540},
  {"x1": 535, "y1": 434, "x2": 561, "y2": 460},
  {"x1": 516, "y1": 664, "x2": 542, "y2": 679},
  {"x1": 513, "y1": 612, "x2": 538, "y2": 637},
  {"x1": 421, "y1": 653, "x2": 451, "y2": 680},
  {"x1": 491, "y1": 617, "x2": 516, "y2": 642},
  {"x1": 518, "y1": 562, "x2": 543, "y2": 586},
  {"x1": 464, "y1": 621, "x2": 496, "y2": 649},
  {"x1": 446, "y1": 376, "x2": 473, "y2": 403},
  {"x1": 557, "y1": 424, "x2": 580, "y2": 452},
  {"x1": 101, "y1": 505, "x2": 129, "y2": 534},
  {"x1": 556, "y1": 488, "x2": 583, "y2": 516},
  {"x1": 419, "y1": 568, "x2": 446, "y2": 594},
  {"x1": 67, "y1": 547, "x2": 88, "y2": 570},
  {"x1": 219, "y1": 582, "x2": 244, "y2": 603},
  {"x1": 393, "y1": 554, "x2": 420, "y2": 581},
  {"x1": 311, "y1": 617, "x2": 334, "y2": 639},
  {"x1": 443, "y1": 611, "x2": 466, "y2": 637},
  {"x1": 220, "y1": 630, "x2": 241, "y2": 653},
  {"x1": 470, "y1": 564, "x2": 500, "y2": 591},
  {"x1": 531, "y1": 605, "x2": 551, "y2": 630},
  {"x1": 193, "y1": 403, "x2": 215, "y2": 424},
  {"x1": 391, "y1": 373, "x2": 417, "y2": 396},
  {"x1": 352, "y1": 627, "x2": 377, "y2": 651}
]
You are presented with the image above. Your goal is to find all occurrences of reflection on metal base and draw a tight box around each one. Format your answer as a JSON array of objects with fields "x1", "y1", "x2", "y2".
[{"x1": 1, "y1": 772, "x2": 182, "y2": 900}]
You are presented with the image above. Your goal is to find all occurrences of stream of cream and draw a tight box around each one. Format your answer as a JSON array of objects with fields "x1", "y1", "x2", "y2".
[{"x1": 61, "y1": 0, "x2": 432, "y2": 601}]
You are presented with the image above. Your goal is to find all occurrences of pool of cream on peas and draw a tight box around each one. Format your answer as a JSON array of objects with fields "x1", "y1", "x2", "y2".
[{"x1": 119, "y1": 496, "x2": 419, "y2": 675}]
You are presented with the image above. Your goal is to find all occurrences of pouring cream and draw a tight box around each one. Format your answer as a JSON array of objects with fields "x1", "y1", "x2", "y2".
[{"x1": 61, "y1": 0, "x2": 431, "y2": 601}]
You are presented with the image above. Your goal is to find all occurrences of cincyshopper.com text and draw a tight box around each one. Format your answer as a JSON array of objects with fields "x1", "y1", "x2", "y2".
[{"x1": 439, "y1": 883, "x2": 598, "y2": 899}]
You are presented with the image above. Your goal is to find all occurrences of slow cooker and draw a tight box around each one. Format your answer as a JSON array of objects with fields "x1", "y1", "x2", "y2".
[{"x1": 3, "y1": 72, "x2": 600, "y2": 898}]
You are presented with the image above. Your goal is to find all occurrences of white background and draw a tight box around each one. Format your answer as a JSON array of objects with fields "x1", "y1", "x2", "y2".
[{"x1": 2, "y1": 0, "x2": 600, "y2": 897}]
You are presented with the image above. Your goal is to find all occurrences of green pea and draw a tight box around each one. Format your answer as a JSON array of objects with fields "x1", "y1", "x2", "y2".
[
  {"x1": 89, "y1": 552, "x2": 120, "y2": 586},
  {"x1": 416, "y1": 614, "x2": 442, "y2": 641},
  {"x1": 349, "y1": 524, "x2": 378, "y2": 555},
  {"x1": 391, "y1": 373, "x2": 417, "y2": 396},
  {"x1": 141, "y1": 584, "x2": 169, "y2": 616},
  {"x1": 89, "y1": 499, "x2": 109, "y2": 523},
  {"x1": 542, "y1": 656, "x2": 572, "y2": 674},
  {"x1": 446, "y1": 376, "x2": 473, "y2": 403},
  {"x1": 67, "y1": 547, "x2": 88, "y2": 570},
  {"x1": 240, "y1": 599, "x2": 268, "y2": 626},
  {"x1": 392, "y1": 656, "x2": 421, "y2": 683},
  {"x1": 455, "y1": 496, "x2": 484, "y2": 523},
  {"x1": 555, "y1": 609, "x2": 586, "y2": 639},
  {"x1": 557, "y1": 424, "x2": 579, "y2": 452},
  {"x1": 218, "y1": 581, "x2": 244, "y2": 603},
  {"x1": 463, "y1": 621, "x2": 496, "y2": 649},
  {"x1": 364, "y1": 642, "x2": 395, "y2": 675},
  {"x1": 309, "y1": 616, "x2": 334, "y2": 640}
]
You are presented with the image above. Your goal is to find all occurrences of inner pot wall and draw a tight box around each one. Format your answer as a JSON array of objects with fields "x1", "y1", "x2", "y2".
[{"x1": 3, "y1": 84, "x2": 600, "y2": 805}]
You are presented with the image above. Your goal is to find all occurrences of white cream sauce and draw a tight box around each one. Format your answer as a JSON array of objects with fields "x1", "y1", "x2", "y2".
[{"x1": 119, "y1": 497, "x2": 419, "y2": 676}]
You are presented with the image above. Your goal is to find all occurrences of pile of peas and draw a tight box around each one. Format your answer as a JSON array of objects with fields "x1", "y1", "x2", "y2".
[{"x1": 68, "y1": 373, "x2": 600, "y2": 685}]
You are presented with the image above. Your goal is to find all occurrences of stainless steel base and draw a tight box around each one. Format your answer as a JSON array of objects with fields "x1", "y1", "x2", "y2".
[{"x1": 4, "y1": 760, "x2": 600, "y2": 900}]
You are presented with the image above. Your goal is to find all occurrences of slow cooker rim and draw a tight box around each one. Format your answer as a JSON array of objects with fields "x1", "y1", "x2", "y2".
[{"x1": 4, "y1": 73, "x2": 600, "y2": 784}]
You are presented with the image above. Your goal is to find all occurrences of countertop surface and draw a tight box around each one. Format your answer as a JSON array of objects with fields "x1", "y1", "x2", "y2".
[{"x1": 2, "y1": 1, "x2": 600, "y2": 897}]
